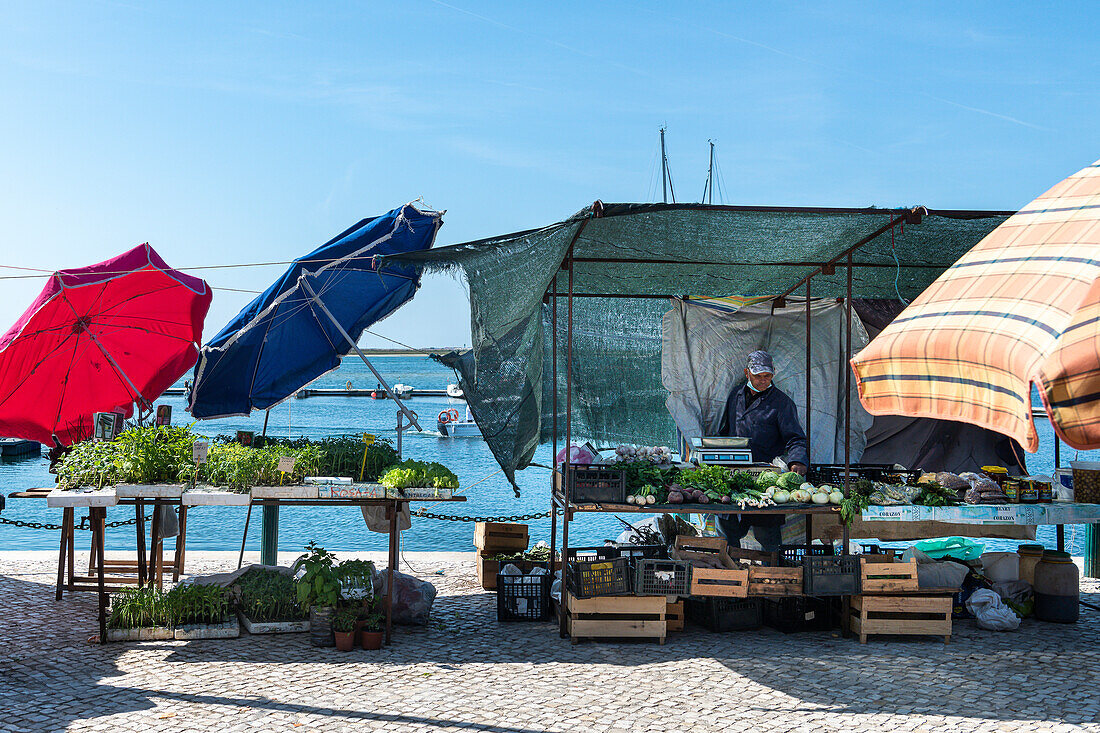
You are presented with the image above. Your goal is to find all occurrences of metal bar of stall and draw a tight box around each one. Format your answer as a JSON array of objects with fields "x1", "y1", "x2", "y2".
[
  {"x1": 549, "y1": 282, "x2": 558, "y2": 577},
  {"x1": 560, "y1": 244, "x2": 575, "y2": 638},
  {"x1": 843, "y1": 255, "x2": 853, "y2": 558},
  {"x1": 805, "y1": 281, "x2": 811, "y2": 463}
]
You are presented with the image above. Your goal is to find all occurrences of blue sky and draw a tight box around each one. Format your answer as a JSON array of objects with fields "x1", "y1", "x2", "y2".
[{"x1": 1, "y1": 1, "x2": 1097, "y2": 348}]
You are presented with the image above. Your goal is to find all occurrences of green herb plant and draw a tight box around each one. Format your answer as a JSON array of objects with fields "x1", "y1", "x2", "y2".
[
  {"x1": 333, "y1": 605, "x2": 360, "y2": 634},
  {"x1": 294, "y1": 542, "x2": 342, "y2": 609},
  {"x1": 358, "y1": 595, "x2": 385, "y2": 633},
  {"x1": 235, "y1": 568, "x2": 308, "y2": 623}
]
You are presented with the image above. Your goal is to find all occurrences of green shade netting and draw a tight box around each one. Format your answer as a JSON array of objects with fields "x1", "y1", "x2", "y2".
[{"x1": 385, "y1": 203, "x2": 1009, "y2": 492}]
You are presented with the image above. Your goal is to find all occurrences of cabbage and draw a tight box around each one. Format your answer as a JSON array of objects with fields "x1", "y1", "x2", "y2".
[
  {"x1": 778, "y1": 471, "x2": 804, "y2": 490},
  {"x1": 755, "y1": 471, "x2": 781, "y2": 489}
]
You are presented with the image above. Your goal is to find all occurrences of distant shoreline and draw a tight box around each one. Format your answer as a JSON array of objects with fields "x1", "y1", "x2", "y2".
[{"x1": 359, "y1": 347, "x2": 468, "y2": 356}]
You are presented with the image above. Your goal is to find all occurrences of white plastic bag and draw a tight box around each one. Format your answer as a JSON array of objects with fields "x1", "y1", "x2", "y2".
[
  {"x1": 981, "y1": 552, "x2": 1020, "y2": 583},
  {"x1": 966, "y1": 588, "x2": 1021, "y2": 631},
  {"x1": 499, "y1": 563, "x2": 523, "y2": 576}
]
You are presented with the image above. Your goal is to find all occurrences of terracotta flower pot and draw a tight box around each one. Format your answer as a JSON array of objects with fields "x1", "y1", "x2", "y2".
[
  {"x1": 360, "y1": 630, "x2": 384, "y2": 650},
  {"x1": 334, "y1": 630, "x2": 356, "y2": 651}
]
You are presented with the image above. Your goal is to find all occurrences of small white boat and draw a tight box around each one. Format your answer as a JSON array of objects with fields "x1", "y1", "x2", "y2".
[
  {"x1": 446, "y1": 383, "x2": 464, "y2": 399},
  {"x1": 392, "y1": 384, "x2": 414, "y2": 399},
  {"x1": 437, "y1": 408, "x2": 481, "y2": 438}
]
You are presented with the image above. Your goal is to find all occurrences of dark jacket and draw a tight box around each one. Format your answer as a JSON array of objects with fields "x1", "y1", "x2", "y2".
[
  {"x1": 718, "y1": 384, "x2": 809, "y2": 468},
  {"x1": 717, "y1": 384, "x2": 809, "y2": 530}
]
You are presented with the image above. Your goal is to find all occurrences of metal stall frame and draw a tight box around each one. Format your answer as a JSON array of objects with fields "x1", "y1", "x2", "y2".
[{"x1": 545, "y1": 203, "x2": 1021, "y2": 638}]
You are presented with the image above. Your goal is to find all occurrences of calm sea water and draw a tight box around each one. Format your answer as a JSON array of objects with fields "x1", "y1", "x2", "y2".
[{"x1": 0, "y1": 356, "x2": 1092, "y2": 555}]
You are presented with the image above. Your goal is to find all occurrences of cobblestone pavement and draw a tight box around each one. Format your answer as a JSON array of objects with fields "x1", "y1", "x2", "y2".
[{"x1": 2, "y1": 550, "x2": 1100, "y2": 733}]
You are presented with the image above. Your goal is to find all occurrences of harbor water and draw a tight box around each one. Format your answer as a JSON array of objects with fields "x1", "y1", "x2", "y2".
[{"x1": 0, "y1": 356, "x2": 1093, "y2": 556}]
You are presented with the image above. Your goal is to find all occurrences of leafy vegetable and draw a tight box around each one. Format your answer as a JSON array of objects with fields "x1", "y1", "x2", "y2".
[
  {"x1": 380, "y1": 459, "x2": 459, "y2": 490},
  {"x1": 777, "y1": 471, "x2": 804, "y2": 490},
  {"x1": 755, "y1": 471, "x2": 781, "y2": 489}
]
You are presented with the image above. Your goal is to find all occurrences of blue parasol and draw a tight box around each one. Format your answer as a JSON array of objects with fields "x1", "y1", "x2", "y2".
[{"x1": 187, "y1": 203, "x2": 442, "y2": 423}]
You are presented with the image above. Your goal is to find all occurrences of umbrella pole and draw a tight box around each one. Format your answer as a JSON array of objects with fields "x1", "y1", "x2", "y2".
[
  {"x1": 258, "y1": 409, "x2": 277, "y2": 566},
  {"x1": 300, "y1": 279, "x2": 422, "y2": 432}
]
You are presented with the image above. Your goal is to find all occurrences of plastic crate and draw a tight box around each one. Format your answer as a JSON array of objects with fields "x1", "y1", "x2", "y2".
[
  {"x1": 566, "y1": 556, "x2": 631, "y2": 598},
  {"x1": 634, "y1": 558, "x2": 692, "y2": 596},
  {"x1": 763, "y1": 596, "x2": 834, "y2": 633},
  {"x1": 563, "y1": 463, "x2": 626, "y2": 504},
  {"x1": 807, "y1": 464, "x2": 920, "y2": 486},
  {"x1": 497, "y1": 574, "x2": 552, "y2": 621},
  {"x1": 803, "y1": 555, "x2": 860, "y2": 596},
  {"x1": 779, "y1": 543, "x2": 837, "y2": 567},
  {"x1": 686, "y1": 597, "x2": 762, "y2": 632},
  {"x1": 566, "y1": 545, "x2": 621, "y2": 562},
  {"x1": 617, "y1": 544, "x2": 668, "y2": 561}
]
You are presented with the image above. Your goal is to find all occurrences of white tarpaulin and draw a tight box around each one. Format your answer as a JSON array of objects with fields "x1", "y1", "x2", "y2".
[{"x1": 662, "y1": 296, "x2": 873, "y2": 464}]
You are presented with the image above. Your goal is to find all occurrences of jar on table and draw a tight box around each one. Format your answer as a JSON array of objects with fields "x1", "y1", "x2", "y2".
[
  {"x1": 1019, "y1": 479, "x2": 1040, "y2": 504},
  {"x1": 1033, "y1": 550, "x2": 1079, "y2": 623},
  {"x1": 1035, "y1": 479, "x2": 1053, "y2": 504},
  {"x1": 1003, "y1": 478, "x2": 1021, "y2": 503},
  {"x1": 1017, "y1": 544, "x2": 1045, "y2": 586},
  {"x1": 982, "y1": 466, "x2": 1008, "y2": 487}
]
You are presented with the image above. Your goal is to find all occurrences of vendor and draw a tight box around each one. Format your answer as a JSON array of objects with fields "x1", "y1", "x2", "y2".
[{"x1": 716, "y1": 350, "x2": 809, "y2": 553}]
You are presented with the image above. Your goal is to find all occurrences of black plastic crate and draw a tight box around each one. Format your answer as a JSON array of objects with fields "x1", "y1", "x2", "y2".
[
  {"x1": 563, "y1": 463, "x2": 626, "y2": 504},
  {"x1": 617, "y1": 544, "x2": 668, "y2": 561},
  {"x1": 497, "y1": 574, "x2": 553, "y2": 621},
  {"x1": 779, "y1": 543, "x2": 837, "y2": 567},
  {"x1": 802, "y1": 555, "x2": 860, "y2": 596},
  {"x1": 763, "y1": 596, "x2": 834, "y2": 633},
  {"x1": 807, "y1": 463, "x2": 920, "y2": 486},
  {"x1": 566, "y1": 556, "x2": 631, "y2": 598},
  {"x1": 686, "y1": 597, "x2": 762, "y2": 632},
  {"x1": 633, "y1": 558, "x2": 692, "y2": 597},
  {"x1": 566, "y1": 545, "x2": 622, "y2": 563}
]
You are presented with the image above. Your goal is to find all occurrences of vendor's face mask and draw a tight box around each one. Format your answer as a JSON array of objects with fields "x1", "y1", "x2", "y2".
[{"x1": 744, "y1": 368, "x2": 774, "y2": 392}]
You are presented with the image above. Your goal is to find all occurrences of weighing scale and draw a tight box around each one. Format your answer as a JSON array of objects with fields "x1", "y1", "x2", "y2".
[{"x1": 690, "y1": 436, "x2": 755, "y2": 466}]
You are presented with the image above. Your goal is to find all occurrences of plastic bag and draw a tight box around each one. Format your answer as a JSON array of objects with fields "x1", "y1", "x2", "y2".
[
  {"x1": 981, "y1": 552, "x2": 1019, "y2": 583},
  {"x1": 966, "y1": 588, "x2": 1021, "y2": 631},
  {"x1": 528, "y1": 566, "x2": 550, "y2": 576},
  {"x1": 499, "y1": 563, "x2": 523, "y2": 576},
  {"x1": 379, "y1": 570, "x2": 437, "y2": 625}
]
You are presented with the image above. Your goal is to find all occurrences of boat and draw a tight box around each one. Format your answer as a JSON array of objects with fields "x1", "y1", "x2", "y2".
[
  {"x1": 437, "y1": 408, "x2": 482, "y2": 438},
  {"x1": 446, "y1": 383, "x2": 464, "y2": 399},
  {"x1": 1, "y1": 438, "x2": 41, "y2": 457},
  {"x1": 393, "y1": 384, "x2": 414, "y2": 399}
]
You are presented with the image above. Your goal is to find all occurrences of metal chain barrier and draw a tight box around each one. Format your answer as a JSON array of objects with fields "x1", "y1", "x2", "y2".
[
  {"x1": 0, "y1": 507, "x2": 186, "y2": 532},
  {"x1": 413, "y1": 508, "x2": 551, "y2": 522}
]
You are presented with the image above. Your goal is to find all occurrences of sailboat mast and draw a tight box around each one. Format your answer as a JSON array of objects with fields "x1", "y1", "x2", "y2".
[
  {"x1": 704, "y1": 140, "x2": 715, "y2": 204},
  {"x1": 659, "y1": 126, "x2": 675, "y2": 203}
]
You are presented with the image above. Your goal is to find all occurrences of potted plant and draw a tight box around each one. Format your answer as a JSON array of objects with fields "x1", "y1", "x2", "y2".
[
  {"x1": 293, "y1": 542, "x2": 342, "y2": 647},
  {"x1": 336, "y1": 559, "x2": 376, "y2": 600},
  {"x1": 332, "y1": 605, "x2": 359, "y2": 651},
  {"x1": 359, "y1": 596, "x2": 385, "y2": 650}
]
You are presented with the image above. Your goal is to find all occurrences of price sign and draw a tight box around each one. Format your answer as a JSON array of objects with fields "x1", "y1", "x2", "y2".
[
  {"x1": 192, "y1": 440, "x2": 209, "y2": 464},
  {"x1": 362, "y1": 433, "x2": 376, "y2": 445},
  {"x1": 155, "y1": 404, "x2": 172, "y2": 426},
  {"x1": 278, "y1": 456, "x2": 297, "y2": 473}
]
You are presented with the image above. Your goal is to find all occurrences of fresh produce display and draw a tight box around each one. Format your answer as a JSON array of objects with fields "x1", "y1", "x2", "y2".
[
  {"x1": 234, "y1": 568, "x2": 308, "y2": 623},
  {"x1": 610, "y1": 444, "x2": 674, "y2": 464},
  {"x1": 54, "y1": 426, "x2": 402, "y2": 490},
  {"x1": 626, "y1": 484, "x2": 660, "y2": 505},
  {"x1": 619, "y1": 460, "x2": 677, "y2": 496},
  {"x1": 379, "y1": 459, "x2": 460, "y2": 490}
]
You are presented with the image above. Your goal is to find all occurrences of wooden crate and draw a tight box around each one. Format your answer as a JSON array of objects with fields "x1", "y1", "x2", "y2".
[
  {"x1": 672, "y1": 536, "x2": 749, "y2": 597},
  {"x1": 688, "y1": 566, "x2": 749, "y2": 597},
  {"x1": 849, "y1": 593, "x2": 953, "y2": 644},
  {"x1": 860, "y1": 557, "x2": 919, "y2": 593},
  {"x1": 666, "y1": 600, "x2": 684, "y2": 632},
  {"x1": 566, "y1": 594, "x2": 667, "y2": 644},
  {"x1": 474, "y1": 522, "x2": 529, "y2": 552},
  {"x1": 748, "y1": 566, "x2": 803, "y2": 596}
]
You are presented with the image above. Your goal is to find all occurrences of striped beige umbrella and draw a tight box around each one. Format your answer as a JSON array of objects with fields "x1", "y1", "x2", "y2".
[{"x1": 852, "y1": 158, "x2": 1100, "y2": 452}]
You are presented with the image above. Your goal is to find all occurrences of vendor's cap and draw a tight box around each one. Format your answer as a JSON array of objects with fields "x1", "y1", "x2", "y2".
[{"x1": 747, "y1": 350, "x2": 775, "y2": 375}]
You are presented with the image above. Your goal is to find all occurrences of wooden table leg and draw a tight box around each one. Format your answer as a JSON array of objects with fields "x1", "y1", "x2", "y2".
[
  {"x1": 56, "y1": 507, "x2": 72, "y2": 600},
  {"x1": 174, "y1": 504, "x2": 187, "y2": 582},
  {"x1": 136, "y1": 499, "x2": 146, "y2": 587},
  {"x1": 386, "y1": 501, "x2": 397, "y2": 645},
  {"x1": 237, "y1": 501, "x2": 254, "y2": 570},
  {"x1": 95, "y1": 508, "x2": 107, "y2": 644},
  {"x1": 88, "y1": 511, "x2": 98, "y2": 576}
]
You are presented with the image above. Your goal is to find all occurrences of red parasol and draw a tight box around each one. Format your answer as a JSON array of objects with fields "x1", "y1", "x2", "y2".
[{"x1": 0, "y1": 243, "x2": 212, "y2": 445}]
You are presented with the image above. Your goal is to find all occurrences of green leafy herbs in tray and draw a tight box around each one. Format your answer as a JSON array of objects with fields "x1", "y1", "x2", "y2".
[
  {"x1": 379, "y1": 459, "x2": 459, "y2": 490},
  {"x1": 54, "y1": 426, "x2": 404, "y2": 491}
]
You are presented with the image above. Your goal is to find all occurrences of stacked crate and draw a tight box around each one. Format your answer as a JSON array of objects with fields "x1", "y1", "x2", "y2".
[
  {"x1": 849, "y1": 558, "x2": 953, "y2": 644},
  {"x1": 474, "y1": 522, "x2": 529, "y2": 590}
]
